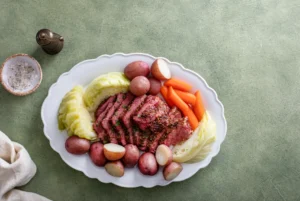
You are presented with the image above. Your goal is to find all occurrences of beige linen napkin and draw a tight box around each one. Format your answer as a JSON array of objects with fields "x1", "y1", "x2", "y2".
[{"x1": 0, "y1": 131, "x2": 51, "y2": 201}]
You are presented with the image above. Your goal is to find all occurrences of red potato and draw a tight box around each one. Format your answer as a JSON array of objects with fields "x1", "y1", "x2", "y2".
[
  {"x1": 155, "y1": 145, "x2": 172, "y2": 166},
  {"x1": 105, "y1": 160, "x2": 125, "y2": 177},
  {"x1": 148, "y1": 77, "x2": 161, "y2": 95},
  {"x1": 103, "y1": 143, "x2": 126, "y2": 161},
  {"x1": 129, "y1": 76, "x2": 150, "y2": 96},
  {"x1": 138, "y1": 152, "x2": 158, "y2": 176},
  {"x1": 89, "y1": 142, "x2": 106, "y2": 166},
  {"x1": 124, "y1": 61, "x2": 150, "y2": 80},
  {"x1": 65, "y1": 136, "x2": 90, "y2": 155},
  {"x1": 122, "y1": 144, "x2": 140, "y2": 168},
  {"x1": 151, "y1": 59, "x2": 171, "y2": 80},
  {"x1": 163, "y1": 162, "x2": 183, "y2": 181}
]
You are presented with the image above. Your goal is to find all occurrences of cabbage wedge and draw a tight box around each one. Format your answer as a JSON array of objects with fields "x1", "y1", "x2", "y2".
[{"x1": 172, "y1": 111, "x2": 216, "y2": 163}]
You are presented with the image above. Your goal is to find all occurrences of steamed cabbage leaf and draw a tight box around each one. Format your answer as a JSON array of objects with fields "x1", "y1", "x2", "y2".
[
  {"x1": 83, "y1": 72, "x2": 130, "y2": 112},
  {"x1": 172, "y1": 111, "x2": 216, "y2": 163},
  {"x1": 58, "y1": 86, "x2": 97, "y2": 140}
]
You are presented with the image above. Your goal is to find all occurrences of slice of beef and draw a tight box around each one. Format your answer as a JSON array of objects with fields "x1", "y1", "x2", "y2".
[
  {"x1": 132, "y1": 125, "x2": 142, "y2": 148},
  {"x1": 138, "y1": 129, "x2": 151, "y2": 151},
  {"x1": 134, "y1": 96, "x2": 170, "y2": 151},
  {"x1": 147, "y1": 107, "x2": 178, "y2": 153},
  {"x1": 162, "y1": 116, "x2": 192, "y2": 146},
  {"x1": 149, "y1": 100, "x2": 170, "y2": 133},
  {"x1": 168, "y1": 107, "x2": 182, "y2": 121},
  {"x1": 159, "y1": 107, "x2": 183, "y2": 146},
  {"x1": 132, "y1": 96, "x2": 159, "y2": 130},
  {"x1": 147, "y1": 114, "x2": 170, "y2": 153},
  {"x1": 133, "y1": 96, "x2": 159, "y2": 149},
  {"x1": 101, "y1": 93, "x2": 125, "y2": 144},
  {"x1": 93, "y1": 97, "x2": 116, "y2": 142},
  {"x1": 95, "y1": 95, "x2": 116, "y2": 119},
  {"x1": 122, "y1": 95, "x2": 147, "y2": 144},
  {"x1": 111, "y1": 93, "x2": 134, "y2": 145},
  {"x1": 132, "y1": 96, "x2": 157, "y2": 148},
  {"x1": 172, "y1": 117, "x2": 193, "y2": 144},
  {"x1": 133, "y1": 96, "x2": 170, "y2": 132},
  {"x1": 148, "y1": 131, "x2": 164, "y2": 153}
]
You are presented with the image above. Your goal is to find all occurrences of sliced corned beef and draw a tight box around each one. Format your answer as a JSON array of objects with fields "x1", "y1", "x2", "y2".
[
  {"x1": 138, "y1": 130, "x2": 151, "y2": 151},
  {"x1": 95, "y1": 95, "x2": 116, "y2": 119},
  {"x1": 159, "y1": 107, "x2": 183, "y2": 146},
  {"x1": 133, "y1": 96, "x2": 170, "y2": 151},
  {"x1": 133, "y1": 96, "x2": 170, "y2": 132},
  {"x1": 162, "y1": 117, "x2": 192, "y2": 146},
  {"x1": 173, "y1": 117, "x2": 192, "y2": 144},
  {"x1": 149, "y1": 100, "x2": 170, "y2": 133},
  {"x1": 132, "y1": 96, "x2": 159, "y2": 148},
  {"x1": 94, "y1": 92, "x2": 192, "y2": 150},
  {"x1": 101, "y1": 93, "x2": 125, "y2": 144},
  {"x1": 148, "y1": 131, "x2": 164, "y2": 153},
  {"x1": 111, "y1": 93, "x2": 134, "y2": 145},
  {"x1": 93, "y1": 100, "x2": 115, "y2": 142},
  {"x1": 122, "y1": 95, "x2": 147, "y2": 144},
  {"x1": 132, "y1": 96, "x2": 159, "y2": 130},
  {"x1": 147, "y1": 114, "x2": 170, "y2": 153},
  {"x1": 133, "y1": 125, "x2": 143, "y2": 148}
]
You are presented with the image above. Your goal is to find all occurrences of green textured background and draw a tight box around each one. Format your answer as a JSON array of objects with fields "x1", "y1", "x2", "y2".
[{"x1": 1, "y1": 0, "x2": 300, "y2": 201}]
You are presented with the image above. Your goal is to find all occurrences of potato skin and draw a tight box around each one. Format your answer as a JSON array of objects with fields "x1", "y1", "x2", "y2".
[
  {"x1": 163, "y1": 162, "x2": 183, "y2": 181},
  {"x1": 89, "y1": 142, "x2": 107, "y2": 166},
  {"x1": 148, "y1": 77, "x2": 161, "y2": 95},
  {"x1": 122, "y1": 144, "x2": 140, "y2": 168},
  {"x1": 105, "y1": 160, "x2": 125, "y2": 177},
  {"x1": 129, "y1": 76, "x2": 150, "y2": 96},
  {"x1": 151, "y1": 59, "x2": 171, "y2": 80},
  {"x1": 65, "y1": 136, "x2": 90, "y2": 155},
  {"x1": 138, "y1": 152, "x2": 158, "y2": 176},
  {"x1": 124, "y1": 61, "x2": 150, "y2": 80}
]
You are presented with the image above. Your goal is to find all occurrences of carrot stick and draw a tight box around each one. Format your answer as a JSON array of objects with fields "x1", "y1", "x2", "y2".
[
  {"x1": 160, "y1": 86, "x2": 174, "y2": 107},
  {"x1": 168, "y1": 86, "x2": 189, "y2": 112},
  {"x1": 186, "y1": 108, "x2": 199, "y2": 130},
  {"x1": 164, "y1": 78, "x2": 192, "y2": 92},
  {"x1": 174, "y1": 89, "x2": 196, "y2": 106},
  {"x1": 168, "y1": 87, "x2": 199, "y2": 130},
  {"x1": 194, "y1": 90, "x2": 206, "y2": 121}
]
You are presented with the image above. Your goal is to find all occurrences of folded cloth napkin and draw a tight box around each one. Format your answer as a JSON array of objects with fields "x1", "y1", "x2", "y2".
[{"x1": 0, "y1": 131, "x2": 51, "y2": 201}]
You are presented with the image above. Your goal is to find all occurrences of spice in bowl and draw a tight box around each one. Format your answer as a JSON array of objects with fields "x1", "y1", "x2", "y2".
[
  {"x1": 8, "y1": 62, "x2": 37, "y2": 90},
  {"x1": 0, "y1": 54, "x2": 42, "y2": 96}
]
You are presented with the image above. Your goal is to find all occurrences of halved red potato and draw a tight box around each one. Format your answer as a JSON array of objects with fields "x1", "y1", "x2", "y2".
[
  {"x1": 105, "y1": 160, "x2": 124, "y2": 177},
  {"x1": 163, "y1": 162, "x2": 183, "y2": 181},
  {"x1": 155, "y1": 144, "x2": 172, "y2": 166},
  {"x1": 151, "y1": 59, "x2": 171, "y2": 80},
  {"x1": 104, "y1": 143, "x2": 126, "y2": 161}
]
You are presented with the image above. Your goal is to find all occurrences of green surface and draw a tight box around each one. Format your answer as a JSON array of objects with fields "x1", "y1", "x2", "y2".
[{"x1": 0, "y1": 0, "x2": 300, "y2": 200}]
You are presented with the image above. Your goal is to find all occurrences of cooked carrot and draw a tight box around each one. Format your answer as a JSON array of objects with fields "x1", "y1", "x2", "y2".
[
  {"x1": 186, "y1": 108, "x2": 199, "y2": 130},
  {"x1": 194, "y1": 90, "x2": 206, "y2": 121},
  {"x1": 164, "y1": 78, "x2": 192, "y2": 92},
  {"x1": 160, "y1": 86, "x2": 174, "y2": 107},
  {"x1": 168, "y1": 87, "x2": 189, "y2": 112},
  {"x1": 168, "y1": 87, "x2": 198, "y2": 130},
  {"x1": 174, "y1": 89, "x2": 196, "y2": 106}
]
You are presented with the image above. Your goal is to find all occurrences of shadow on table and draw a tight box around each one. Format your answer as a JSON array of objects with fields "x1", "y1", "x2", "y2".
[{"x1": 30, "y1": 46, "x2": 59, "y2": 68}]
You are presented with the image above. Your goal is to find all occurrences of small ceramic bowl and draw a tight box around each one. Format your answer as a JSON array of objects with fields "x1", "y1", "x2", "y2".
[{"x1": 0, "y1": 53, "x2": 42, "y2": 96}]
